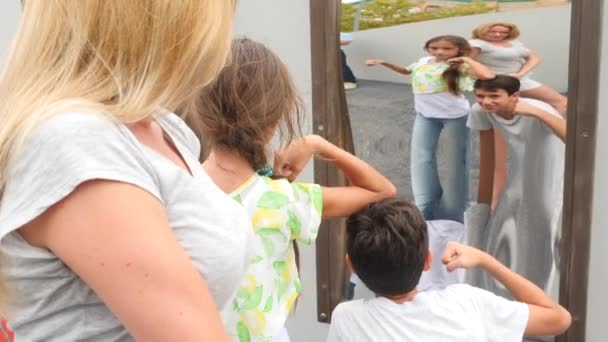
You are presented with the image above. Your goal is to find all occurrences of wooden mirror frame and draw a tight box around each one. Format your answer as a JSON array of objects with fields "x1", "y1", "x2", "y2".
[{"x1": 309, "y1": 1, "x2": 602, "y2": 341}]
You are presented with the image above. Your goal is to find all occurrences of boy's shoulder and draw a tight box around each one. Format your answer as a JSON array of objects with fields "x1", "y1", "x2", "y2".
[
  {"x1": 331, "y1": 298, "x2": 370, "y2": 323},
  {"x1": 519, "y1": 98, "x2": 560, "y2": 116},
  {"x1": 333, "y1": 284, "x2": 482, "y2": 316}
]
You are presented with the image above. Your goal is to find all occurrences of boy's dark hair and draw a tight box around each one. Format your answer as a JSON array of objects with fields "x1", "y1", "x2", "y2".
[
  {"x1": 474, "y1": 75, "x2": 521, "y2": 95},
  {"x1": 346, "y1": 198, "x2": 428, "y2": 296}
]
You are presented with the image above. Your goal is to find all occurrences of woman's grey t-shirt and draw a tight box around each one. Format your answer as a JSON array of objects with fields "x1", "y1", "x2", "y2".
[
  {"x1": 0, "y1": 112, "x2": 253, "y2": 341},
  {"x1": 469, "y1": 39, "x2": 530, "y2": 75}
]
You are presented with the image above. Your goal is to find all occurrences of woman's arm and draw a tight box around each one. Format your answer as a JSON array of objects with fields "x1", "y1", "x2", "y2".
[
  {"x1": 20, "y1": 181, "x2": 229, "y2": 342},
  {"x1": 366, "y1": 59, "x2": 412, "y2": 75},
  {"x1": 273, "y1": 135, "x2": 397, "y2": 217},
  {"x1": 477, "y1": 129, "x2": 495, "y2": 204},
  {"x1": 469, "y1": 47, "x2": 481, "y2": 59},
  {"x1": 513, "y1": 50, "x2": 541, "y2": 79},
  {"x1": 449, "y1": 56, "x2": 495, "y2": 80}
]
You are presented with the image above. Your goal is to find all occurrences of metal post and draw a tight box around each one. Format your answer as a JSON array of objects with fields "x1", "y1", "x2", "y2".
[{"x1": 354, "y1": 2, "x2": 363, "y2": 31}]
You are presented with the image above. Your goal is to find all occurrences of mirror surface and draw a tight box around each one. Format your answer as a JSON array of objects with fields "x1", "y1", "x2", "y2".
[{"x1": 338, "y1": 2, "x2": 570, "y2": 341}]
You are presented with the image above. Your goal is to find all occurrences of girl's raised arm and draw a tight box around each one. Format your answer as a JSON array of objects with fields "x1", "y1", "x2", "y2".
[
  {"x1": 449, "y1": 56, "x2": 495, "y2": 80},
  {"x1": 366, "y1": 59, "x2": 412, "y2": 75},
  {"x1": 273, "y1": 135, "x2": 396, "y2": 217}
]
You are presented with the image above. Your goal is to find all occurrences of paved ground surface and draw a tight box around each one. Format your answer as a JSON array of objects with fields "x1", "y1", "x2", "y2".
[{"x1": 344, "y1": 79, "x2": 480, "y2": 204}]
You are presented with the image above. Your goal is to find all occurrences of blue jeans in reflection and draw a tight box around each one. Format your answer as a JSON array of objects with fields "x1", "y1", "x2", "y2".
[{"x1": 410, "y1": 113, "x2": 470, "y2": 223}]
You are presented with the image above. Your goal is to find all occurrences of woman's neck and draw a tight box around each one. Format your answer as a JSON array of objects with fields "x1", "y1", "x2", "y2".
[
  {"x1": 202, "y1": 148, "x2": 256, "y2": 194},
  {"x1": 486, "y1": 39, "x2": 512, "y2": 47}
]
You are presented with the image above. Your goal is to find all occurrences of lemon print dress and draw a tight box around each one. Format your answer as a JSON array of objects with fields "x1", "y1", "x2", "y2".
[{"x1": 222, "y1": 174, "x2": 323, "y2": 342}]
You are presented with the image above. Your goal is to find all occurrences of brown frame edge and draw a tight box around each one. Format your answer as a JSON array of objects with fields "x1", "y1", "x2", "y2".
[
  {"x1": 310, "y1": 0, "x2": 355, "y2": 323},
  {"x1": 558, "y1": 0, "x2": 603, "y2": 341}
]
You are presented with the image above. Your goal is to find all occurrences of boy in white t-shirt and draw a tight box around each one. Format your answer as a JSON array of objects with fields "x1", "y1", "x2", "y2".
[{"x1": 327, "y1": 198, "x2": 571, "y2": 342}]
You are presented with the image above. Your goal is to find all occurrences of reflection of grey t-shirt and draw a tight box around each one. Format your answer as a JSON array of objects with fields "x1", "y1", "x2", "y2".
[
  {"x1": 469, "y1": 39, "x2": 530, "y2": 75},
  {"x1": 0, "y1": 112, "x2": 253, "y2": 341},
  {"x1": 466, "y1": 98, "x2": 564, "y2": 300}
]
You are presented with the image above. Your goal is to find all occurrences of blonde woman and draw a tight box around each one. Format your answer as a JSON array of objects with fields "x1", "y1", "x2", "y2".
[{"x1": 0, "y1": 1, "x2": 252, "y2": 341}]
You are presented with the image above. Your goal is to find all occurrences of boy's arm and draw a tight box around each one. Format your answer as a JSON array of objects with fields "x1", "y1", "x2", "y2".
[
  {"x1": 366, "y1": 59, "x2": 411, "y2": 75},
  {"x1": 442, "y1": 242, "x2": 572, "y2": 337},
  {"x1": 477, "y1": 129, "x2": 495, "y2": 204},
  {"x1": 515, "y1": 101, "x2": 566, "y2": 142},
  {"x1": 273, "y1": 135, "x2": 397, "y2": 217}
]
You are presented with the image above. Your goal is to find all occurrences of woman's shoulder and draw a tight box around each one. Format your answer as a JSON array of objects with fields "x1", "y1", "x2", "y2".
[
  {"x1": 35, "y1": 111, "x2": 117, "y2": 138},
  {"x1": 157, "y1": 112, "x2": 202, "y2": 158},
  {"x1": 468, "y1": 38, "x2": 489, "y2": 48},
  {"x1": 21, "y1": 111, "x2": 130, "y2": 159}
]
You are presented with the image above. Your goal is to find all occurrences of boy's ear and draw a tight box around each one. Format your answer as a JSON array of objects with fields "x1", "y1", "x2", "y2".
[
  {"x1": 345, "y1": 254, "x2": 355, "y2": 273},
  {"x1": 423, "y1": 249, "x2": 433, "y2": 271},
  {"x1": 511, "y1": 91, "x2": 521, "y2": 100}
]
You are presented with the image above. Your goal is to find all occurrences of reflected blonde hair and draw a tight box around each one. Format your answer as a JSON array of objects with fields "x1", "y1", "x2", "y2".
[
  {"x1": 472, "y1": 22, "x2": 521, "y2": 40},
  {"x1": 0, "y1": 0, "x2": 235, "y2": 310}
]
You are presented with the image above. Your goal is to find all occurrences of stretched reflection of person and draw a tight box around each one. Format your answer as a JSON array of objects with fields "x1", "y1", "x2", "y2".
[
  {"x1": 469, "y1": 22, "x2": 568, "y2": 207},
  {"x1": 466, "y1": 76, "x2": 565, "y2": 301},
  {"x1": 367, "y1": 35, "x2": 494, "y2": 223}
]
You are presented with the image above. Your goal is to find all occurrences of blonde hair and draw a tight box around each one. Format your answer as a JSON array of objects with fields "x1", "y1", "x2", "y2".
[
  {"x1": 472, "y1": 22, "x2": 521, "y2": 40},
  {"x1": 0, "y1": 0, "x2": 235, "y2": 310},
  {"x1": 0, "y1": 0, "x2": 235, "y2": 193}
]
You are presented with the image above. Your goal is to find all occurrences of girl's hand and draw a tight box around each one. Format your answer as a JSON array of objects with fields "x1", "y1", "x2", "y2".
[
  {"x1": 441, "y1": 241, "x2": 491, "y2": 272},
  {"x1": 365, "y1": 59, "x2": 384, "y2": 66},
  {"x1": 509, "y1": 72, "x2": 524, "y2": 79},
  {"x1": 514, "y1": 100, "x2": 541, "y2": 117},
  {"x1": 447, "y1": 56, "x2": 470, "y2": 65},
  {"x1": 273, "y1": 135, "x2": 321, "y2": 182}
]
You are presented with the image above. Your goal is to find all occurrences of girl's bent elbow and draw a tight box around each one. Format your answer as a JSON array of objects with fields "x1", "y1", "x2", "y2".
[
  {"x1": 481, "y1": 72, "x2": 495, "y2": 80},
  {"x1": 557, "y1": 309, "x2": 572, "y2": 335},
  {"x1": 385, "y1": 184, "x2": 397, "y2": 198}
]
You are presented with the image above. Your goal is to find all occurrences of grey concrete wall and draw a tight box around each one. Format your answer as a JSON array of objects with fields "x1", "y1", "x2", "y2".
[
  {"x1": 343, "y1": 5, "x2": 571, "y2": 92},
  {"x1": 234, "y1": 2, "x2": 328, "y2": 342},
  {"x1": 586, "y1": 1, "x2": 608, "y2": 341},
  {"x1": 0, "y1": 2, "x2": 21, "y2": 65}
]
